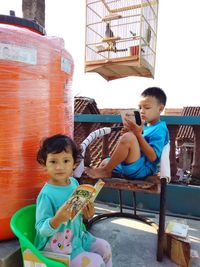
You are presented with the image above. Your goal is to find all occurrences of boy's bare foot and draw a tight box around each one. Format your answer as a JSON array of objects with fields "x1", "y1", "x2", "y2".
[{"x1": 85, "y1": 167, "x2": 111, "y2": 178}]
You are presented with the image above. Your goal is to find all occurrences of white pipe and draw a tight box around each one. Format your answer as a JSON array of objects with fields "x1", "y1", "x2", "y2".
[{"x1": 73, "y1": 127, "x2": 112, "y2": 178}]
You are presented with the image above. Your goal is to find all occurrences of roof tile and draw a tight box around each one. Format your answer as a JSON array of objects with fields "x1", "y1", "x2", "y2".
[
  {"x1": 177, "y1": 107, "x2": 200, "y2": 142},
  {"x1": 74, "y1": 97, "x2": 121, "y2": 167}
]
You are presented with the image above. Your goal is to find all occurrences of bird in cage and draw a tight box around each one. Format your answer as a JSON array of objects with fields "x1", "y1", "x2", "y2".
[
  {"x1": 146, "y1": 25, "x2": 151, "y2": 45},
  {"x1": 97, "y1": 23, "x2": 128, "y2": 53},
  {"x1": 130, "y1": 30, "x2": 136, "y2": 38},
  {"x1": 104, "y1": 23, "x2": 117, "y2": 52},
  {"x1": 105, "y1": 23, "x2": 114, "y2": 38}
]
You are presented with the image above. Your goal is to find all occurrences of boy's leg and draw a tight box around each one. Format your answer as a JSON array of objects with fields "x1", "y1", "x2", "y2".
[
  {"x1": 85, "y1": 132, "x2": 140, "y2": 178},
  {"x1": 90, "y1": 237, "x2": 112, "y2": 267},
  {"x1": 99, "y1": 158, "x2": 109, "y2": 167},
  {"x1": 70, "y1": 251, "x2": 105, "y2": 267}
]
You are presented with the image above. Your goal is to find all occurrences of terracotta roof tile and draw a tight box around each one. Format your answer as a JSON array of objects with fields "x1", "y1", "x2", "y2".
[
  {"x1": 75, "y1": 97, "x2": 100, "y2": 114},
  {"x1": 177, "y1": 106, "x2": 200, "y2": 142},
  {"x1": 74, "y1": 97, "x2": 122, "y2": 167}
]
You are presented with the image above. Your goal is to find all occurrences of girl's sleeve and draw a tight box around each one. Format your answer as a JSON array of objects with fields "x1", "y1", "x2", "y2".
[{"x1": 35, "y1": 193, "x2": 58, "y2": 237}]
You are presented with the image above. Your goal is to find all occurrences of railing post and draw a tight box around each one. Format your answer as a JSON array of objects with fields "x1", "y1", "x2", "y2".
[
  {"x1": 102, "y1": 135, "x2": 110, "y2": 160},
  {"x1": 191, "y1": 125, "x2": 200, "y2": 179},
  {"x1": 82, "y1": 122, "x2": 94, "y2": 167},
  {"x1": 167, "y1": 125, "x2": 179, "y2": 179}
]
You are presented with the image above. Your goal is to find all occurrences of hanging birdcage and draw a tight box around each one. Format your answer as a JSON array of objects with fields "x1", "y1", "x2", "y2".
[{"x1": 85, "y1": 0, "x2": 159, "y2": 81}]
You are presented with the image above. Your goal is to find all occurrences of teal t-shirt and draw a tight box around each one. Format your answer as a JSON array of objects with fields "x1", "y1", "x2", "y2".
[{"x1": 34, "y1": 177, "x2": 95, "y2": 259}]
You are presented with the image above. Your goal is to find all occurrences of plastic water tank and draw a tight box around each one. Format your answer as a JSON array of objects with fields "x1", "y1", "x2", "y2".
[{"x1": 0, "y1": 15, "x2": 74, "y2": 240}]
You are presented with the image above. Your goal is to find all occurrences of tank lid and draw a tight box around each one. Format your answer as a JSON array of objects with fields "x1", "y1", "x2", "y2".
[{"x1": 0, "y1": 14, "x2": 46, "y2": 35}]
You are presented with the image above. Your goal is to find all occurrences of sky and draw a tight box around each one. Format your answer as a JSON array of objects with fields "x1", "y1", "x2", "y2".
[{"x1": 1, "y1": 0, "x2": 200, "y2": 109}]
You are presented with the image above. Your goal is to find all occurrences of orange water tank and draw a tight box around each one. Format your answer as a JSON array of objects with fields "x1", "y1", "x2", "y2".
[{"x1": 0, "y1": 15, "x2": 74, "y2": 240}]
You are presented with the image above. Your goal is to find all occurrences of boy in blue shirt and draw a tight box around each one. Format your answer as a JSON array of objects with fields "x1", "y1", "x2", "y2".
[{"x1": 86, "y1": 87, "x2": 169, "y2": 179}]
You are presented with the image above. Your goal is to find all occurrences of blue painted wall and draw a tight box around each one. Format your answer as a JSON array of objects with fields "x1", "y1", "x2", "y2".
[{"x1": 97, "y1": 184, "x2": 200, "y2": 217}]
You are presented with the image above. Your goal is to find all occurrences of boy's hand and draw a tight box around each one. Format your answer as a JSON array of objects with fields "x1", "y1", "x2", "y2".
[
  {"x1": 120, "y1": 126, "x2": 129, "y2": 136},
  {"x1": 50, "y1": 203, "x2": 72, "y2": 229},
  {"x1": 124, "y1": 117, "x2": 144, "y2": 136},
  {"x1": 82, "y1": 202, "x2": 95, "y2": 220}
]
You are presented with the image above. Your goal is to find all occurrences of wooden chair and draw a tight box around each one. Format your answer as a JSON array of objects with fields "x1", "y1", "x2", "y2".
[{"x1": 74, "y1": 127, "x2": 171, "y2": 262}]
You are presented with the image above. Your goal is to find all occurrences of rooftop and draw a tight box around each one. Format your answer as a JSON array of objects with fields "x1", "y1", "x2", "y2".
[
  {"x1": 1, "y1": 202, "x2": 200, "y2": 267},
  {"x1": 91, "y1": 202, "x2": 200, "y2": 267}
]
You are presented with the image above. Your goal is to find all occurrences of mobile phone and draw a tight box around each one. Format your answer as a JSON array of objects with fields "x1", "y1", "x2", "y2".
[
  {"x1": 134, "y1": 110, "x2": 142, "y2": 125},
  {"x1": 120, "y1": 110, "x2": 142, "y2": 126}
]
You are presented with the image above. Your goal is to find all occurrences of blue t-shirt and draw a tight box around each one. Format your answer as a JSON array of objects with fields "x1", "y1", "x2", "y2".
[
  {"x1": 34, "y1": 177, "x2": 95, "y2": 259},
  {"x1": 113, "y1": 121, "x2": 169, "y2": 178},
  {"x1": 142, "y1": 120, "x2": 169, "y2": 174}
]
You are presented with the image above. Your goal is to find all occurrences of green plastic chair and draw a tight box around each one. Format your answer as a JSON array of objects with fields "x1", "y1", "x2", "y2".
[{"x1": 10, "y1": 204, "x2": 68, "y2": 267}]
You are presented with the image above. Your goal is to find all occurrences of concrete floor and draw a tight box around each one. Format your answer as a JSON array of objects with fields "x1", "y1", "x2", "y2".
[
  {"x1": 90, "y1": 203, "x2": 200, "y2": 267},
  {"x1": 1, "y1": 202, "x2": 200, "y2": 267}
]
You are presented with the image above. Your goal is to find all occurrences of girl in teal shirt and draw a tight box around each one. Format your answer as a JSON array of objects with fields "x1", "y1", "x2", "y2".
[{"x1": 35, "y1": 134, "x2": 112, "y2": 267}]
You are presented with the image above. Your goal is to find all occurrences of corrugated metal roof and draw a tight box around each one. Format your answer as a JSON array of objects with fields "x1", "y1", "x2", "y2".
[{"x1": 177, "y1": 107, "x2": 200, "y2": 142}]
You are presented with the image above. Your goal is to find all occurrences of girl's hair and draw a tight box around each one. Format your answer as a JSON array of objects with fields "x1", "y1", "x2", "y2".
[{"x1": 37, "y1": 134, "x2": 82, "y2": 165}]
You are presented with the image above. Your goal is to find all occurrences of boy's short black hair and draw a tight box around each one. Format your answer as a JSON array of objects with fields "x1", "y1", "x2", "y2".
[
  {"x1": 141, "y1": 87, "x2": 167, "y2": 106},
  {"x1": 37, "y1": 134, "x2": 82, "y2": 165}
]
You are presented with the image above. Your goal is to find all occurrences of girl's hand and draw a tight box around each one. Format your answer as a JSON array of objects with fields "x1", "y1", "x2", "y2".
[
  {"x1": 50, "y1": 203, "x2": 72, "y2": 229},
  {"x1": 82, "y1": 202, "x2": 95, "y2": 220}
]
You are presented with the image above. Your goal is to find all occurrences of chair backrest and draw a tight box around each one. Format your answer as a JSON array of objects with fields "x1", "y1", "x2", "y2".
[
  {"x1": 10, "y1": 204, "x2": 36, "y2": 245},
  {"x1": 160, "y1": 143, "x2": 171, "y2": 182},
  {"x1": 10, "y1": 204, "x2": 67, "y2": 267}
]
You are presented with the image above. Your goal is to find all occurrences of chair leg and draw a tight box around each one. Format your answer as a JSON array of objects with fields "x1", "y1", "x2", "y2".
[
  {"x1": 133, "y1": 191, "x2": 137, "y2": 215},
  {"x1": 87, "y1": 188, "x2": 157, "y2": 230},
  {"x1": 157, "y1": 178, "x2": 167, "y2": 261},
  {"x1": 119, "y1": 189, "x2": 123, "y2": 213}
]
